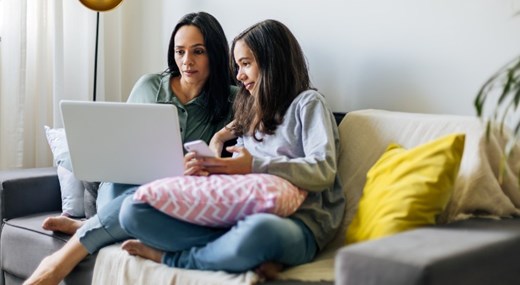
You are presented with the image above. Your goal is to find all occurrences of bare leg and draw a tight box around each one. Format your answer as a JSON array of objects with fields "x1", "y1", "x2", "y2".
[
  {"x1": 23, "y1": 235, "x2": 88, "y2": 285},
  {"x1": 42, "y1": 216, "x2": 85, "y2": 235},
  {"x1": 255, "y1": 262, "x2": 283, "y2": 281},
  {"x1": 121, "y1": 239, "x2": 162, "y2": 263}
]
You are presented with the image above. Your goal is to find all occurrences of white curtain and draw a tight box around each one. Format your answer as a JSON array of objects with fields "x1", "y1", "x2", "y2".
[{"x1": 0, "y1": 0, "x2": 125, "y2": 170}]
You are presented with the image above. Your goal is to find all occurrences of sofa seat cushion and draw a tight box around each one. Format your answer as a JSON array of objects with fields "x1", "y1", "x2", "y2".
[
  {"x1": 336, "y1": 218, "x2": 520, "y2": 285},
  {"x1": 1, "y1": 212, "x2": 95, "y2": 285}
]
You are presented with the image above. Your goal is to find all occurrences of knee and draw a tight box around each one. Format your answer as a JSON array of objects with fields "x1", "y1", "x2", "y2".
[
  {"x1": 241, "y1": 213, "x2": 287, "y2": 234},
  {"x1": 119, "y1": 196, "x2": 141, "y2": 235},
  {"x1": 233, "y1": 214, "x2": 288, "y2": 254}
]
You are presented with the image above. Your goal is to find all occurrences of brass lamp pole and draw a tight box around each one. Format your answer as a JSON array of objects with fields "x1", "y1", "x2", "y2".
[{"x1": 78, "y1": 0, "x2": 124, "y2": 101}]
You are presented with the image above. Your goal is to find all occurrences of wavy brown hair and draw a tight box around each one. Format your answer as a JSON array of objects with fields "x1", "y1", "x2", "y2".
[{"x1": 230, "y1": 20, "x2": 312, "y2": 140}]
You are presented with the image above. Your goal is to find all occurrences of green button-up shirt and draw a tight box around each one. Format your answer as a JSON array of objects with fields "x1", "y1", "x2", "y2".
[{"x1": 127, "y1": 73, "x2": 235, "y2": 145}]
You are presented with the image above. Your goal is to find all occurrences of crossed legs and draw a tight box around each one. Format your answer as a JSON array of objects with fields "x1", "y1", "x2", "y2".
[{"x1": 119, "y1": 197, "x2": 317, "y2": 275}]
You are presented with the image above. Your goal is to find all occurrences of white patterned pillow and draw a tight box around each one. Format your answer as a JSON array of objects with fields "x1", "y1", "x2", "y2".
[
  {"x1": 133, "y1": 174, "x2": 307, "y2": 227},
  {"x1": 44, "y1": 126, "x2": 85, "y2": 217}
]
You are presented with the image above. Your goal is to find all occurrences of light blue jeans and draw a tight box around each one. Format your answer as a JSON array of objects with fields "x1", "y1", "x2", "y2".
[
  {"x1": 119, "y1": 196, "x2": 318, "y2": 272},
  {"x1": 76, "y1": 183, "x2": 138, "y2": 253}
]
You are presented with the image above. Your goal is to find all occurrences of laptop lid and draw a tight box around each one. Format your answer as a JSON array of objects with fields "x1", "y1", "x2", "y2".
[{"x1": 60, "y1": 100, "x2": 184, "y2": 185}]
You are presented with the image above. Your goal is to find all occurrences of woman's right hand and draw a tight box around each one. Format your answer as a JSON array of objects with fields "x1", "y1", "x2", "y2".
[
  {"x1": 200, "y1": 146, "x2": 253, "y2": 175},
  {"x1": 184, "y1": 146, "x2": 253, "y2": 176},
  {"x1": 183, "y1": 152, "x2": 209, "y2": 176}
]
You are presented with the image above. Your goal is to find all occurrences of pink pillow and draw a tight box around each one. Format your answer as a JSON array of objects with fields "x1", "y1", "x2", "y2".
[{"x1": 133, "y1": 174, "x2": 307, "y2": 227}]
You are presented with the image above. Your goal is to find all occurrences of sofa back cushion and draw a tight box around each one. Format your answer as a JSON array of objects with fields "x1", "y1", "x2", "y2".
[
  {"x1": 44, "y1": 126, "x2": 86, "y2": 217},
  {"x1": 326, "y1": 109, "x2": 520, "y2": 250}
]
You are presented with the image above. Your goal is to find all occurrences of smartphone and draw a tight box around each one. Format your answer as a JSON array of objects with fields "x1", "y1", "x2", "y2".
[{"x1": 184, "y1": 140, "x2": 216, "y2": 157}]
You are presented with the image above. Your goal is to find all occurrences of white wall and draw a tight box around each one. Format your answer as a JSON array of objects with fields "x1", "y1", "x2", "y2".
[{"x1": 111, "y1": 0, "x2": 520, "y2": 116}]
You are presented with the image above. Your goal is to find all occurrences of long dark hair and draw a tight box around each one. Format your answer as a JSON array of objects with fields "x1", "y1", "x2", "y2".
[
  {"x1": 167, "y1": 12, "x2": 232, "y2": 123},
  {"x1": 230, "y1": 19, "x2": 312, "y2": 139}
]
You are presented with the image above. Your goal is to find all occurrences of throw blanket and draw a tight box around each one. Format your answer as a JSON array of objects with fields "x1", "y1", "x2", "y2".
[{"x1": 93, "y1": 245, "x2": 260, "y2": 285}]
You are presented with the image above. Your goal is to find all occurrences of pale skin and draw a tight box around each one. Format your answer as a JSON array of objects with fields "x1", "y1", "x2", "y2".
[
  {"x1": 24, "y1": 24, "x2": 211, "y2": 285},
  {"x1": 122, "y1": 39, "x2": 284, "y2": 280}
]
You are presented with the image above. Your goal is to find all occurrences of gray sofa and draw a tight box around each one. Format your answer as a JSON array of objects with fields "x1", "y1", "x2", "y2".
[
  {"x1": 2, "y1": 110, "x2": 520, "y2": 285},
  {"x1": 0, "y1": 167, "x2": 96, "y2": 285}
]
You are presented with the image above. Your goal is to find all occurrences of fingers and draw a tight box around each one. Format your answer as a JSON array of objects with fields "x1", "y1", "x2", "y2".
[
  {"x1": 184, "y1": 151, "x2": 211, "y2": 176},
  {"x1": 184, "y1": 152, "x2": 230, "y2": 176},
  {"x1": 184, "y1": 151, "x2": 197, "y2": 164},
  {"x1": 184, "y1": 163, "x2": 210, "y2": 176},
  {"x1": 185, "y1": 154, "x2": 251, "y2": 175},
  {"x1": 190, "y1": 169, "x2": 210, "y2": 176},
  {"x1": 184, "y1": 166, "x2": 199, "y2": 176},
  {"x1": 226, "y1": 145, "x2": 244, "y2": 154}
]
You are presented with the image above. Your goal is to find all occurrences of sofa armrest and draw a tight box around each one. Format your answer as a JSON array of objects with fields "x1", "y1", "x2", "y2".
[
  {"x1": 0, "y1": 167, "x2": 61, "y2": 222},
  {"x1": 335, "y1": 218, "x2": 520, "y2": 285}
]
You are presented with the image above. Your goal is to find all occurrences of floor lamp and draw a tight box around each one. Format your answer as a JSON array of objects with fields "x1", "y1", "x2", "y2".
[{"x1": 79, "y1": 0, "x2": 124, "y2": 101}]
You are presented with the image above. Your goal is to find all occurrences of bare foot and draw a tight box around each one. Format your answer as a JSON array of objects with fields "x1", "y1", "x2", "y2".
[
  {"x1": 23, "y1": 255, "x2": 62, "y2": 285},
  {"x1": 255, "y1": 262, "x2": 283, "y2": 280},
  {"x1": 42, "y1": 216, "x2": 84, "y2": 235},
  {"x1": 121, "y1": 239, "x2": 163, "y2": 263},
  {"x1": 25, "y1": 235, "x2": 88, "y2": 285}
]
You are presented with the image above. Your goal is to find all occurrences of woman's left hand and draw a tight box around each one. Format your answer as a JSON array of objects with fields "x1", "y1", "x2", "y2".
[{"x1": 201, "y1": 146, "x2": 253, "y2": 174}]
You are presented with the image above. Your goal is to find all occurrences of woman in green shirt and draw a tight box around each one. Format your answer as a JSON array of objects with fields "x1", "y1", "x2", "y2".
[{"x1": 25, "y1": 11, "x2": 235, "y2": 285}]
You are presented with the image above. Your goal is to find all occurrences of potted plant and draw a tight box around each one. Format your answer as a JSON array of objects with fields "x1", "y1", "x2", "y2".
[{"x1": 474, "y1": 54, "x2": 520, "y2": 183}]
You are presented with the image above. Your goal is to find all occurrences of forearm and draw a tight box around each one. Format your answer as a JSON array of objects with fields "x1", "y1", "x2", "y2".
[
  {"x1": 216, "y1": 122, "x2": 237, "y2": 142},
  {"x1": 252, "y1": 154, "x2": 337, "y2": 191},
  {"x1": 209, "y1": 122, "x2": 238, "y2": 157}
]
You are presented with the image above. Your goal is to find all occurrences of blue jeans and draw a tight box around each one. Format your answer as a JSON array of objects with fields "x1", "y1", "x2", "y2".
[
  {"x1": 96, "y1": 182, "x2": 134, "y2": 210},
  {"x1": 119, "y1": 196, "x2": 318, "y2": 272},
  {"x1": 76, "y1": 183, "x2": 138, "y2": 253}
]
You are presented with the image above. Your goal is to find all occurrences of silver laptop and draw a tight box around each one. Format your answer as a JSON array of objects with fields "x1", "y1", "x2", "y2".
[{"x1": 60, "y1": 100, "x2": 185, "y2": 185}]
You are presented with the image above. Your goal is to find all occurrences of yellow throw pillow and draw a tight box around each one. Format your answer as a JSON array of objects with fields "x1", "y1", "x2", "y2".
[{"x1": 346, "y1": 133, "x2": 465, "y2": 244}]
